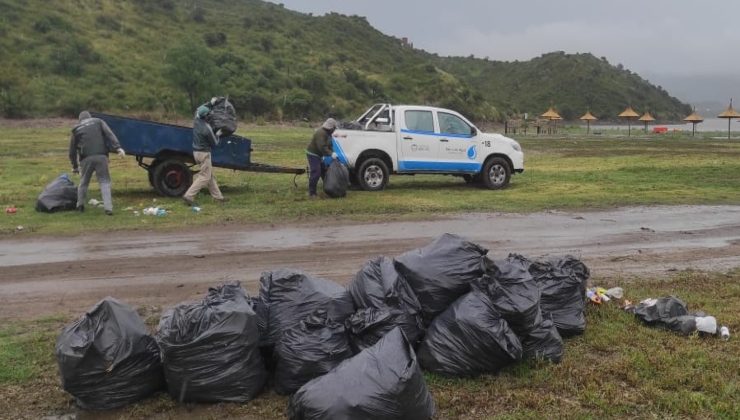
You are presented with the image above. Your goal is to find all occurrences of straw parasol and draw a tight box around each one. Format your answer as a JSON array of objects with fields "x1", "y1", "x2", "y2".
[
  {"x1": 639, "y1": 112, "x2": 655, "y2": 133},
  {"x1": 618, "y1": 106, "x2": 640, "y2": 136},
  {"x1": 541, "y1": 106, "x2": 562, "y2": 134},
  {"x1": 683, "y1": 109, "x2": 704, "y2": 137},
  {"x1": 717, "y1": 99, "x2": 740, "y2": 140},
  {"x1": 580, "y1": 111, "x2": 597, "y2": 134}
]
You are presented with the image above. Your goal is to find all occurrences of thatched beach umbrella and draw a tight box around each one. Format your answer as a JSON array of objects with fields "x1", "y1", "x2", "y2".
[
  {"x1": 683, "y1": 109, "x2": 704, "y2": 137},
  {"x1": 718, "y1": 99, "x2": 740, "y2": 140},
  {"x1": 541, "y1": 106, "x2": 562, "y2": 134},
  {"x1": 639, "y1": 112, "x2": 655, "y2": 133},
  {"x1": 580, "y1": 111, "x2": 597, "y2": 134},
  {"x1": 618, "y1": 106, "x2": 640, "y2": 137}
]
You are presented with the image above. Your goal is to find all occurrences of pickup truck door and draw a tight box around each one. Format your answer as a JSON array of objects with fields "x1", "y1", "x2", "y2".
[
  {"x1": 398, "y1": 109, "x2": 440, "y2": 172},
  {"x1": 435, "y1": 111, "x2": 482, "y2": 173}
]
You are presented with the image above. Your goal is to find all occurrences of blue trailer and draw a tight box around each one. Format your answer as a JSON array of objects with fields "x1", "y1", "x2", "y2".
[{"x1": 92, "y1": 113, "x2": 305, "y2": 197}]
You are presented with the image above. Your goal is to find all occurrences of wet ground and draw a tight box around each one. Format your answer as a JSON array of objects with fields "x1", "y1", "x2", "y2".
[{"x1": 2, "y1": 205, "x2": 739, "y2": 320}]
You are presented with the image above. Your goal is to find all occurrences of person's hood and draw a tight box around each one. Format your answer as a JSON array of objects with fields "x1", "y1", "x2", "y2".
[{"x1": 78, "y1": 111, "x2": 91, "y2": 121}]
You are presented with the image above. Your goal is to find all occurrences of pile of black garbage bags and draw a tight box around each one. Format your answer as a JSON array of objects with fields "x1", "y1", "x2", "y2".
[{"x1": 55, "y1": 233, "x2": 590, "y2": 419}]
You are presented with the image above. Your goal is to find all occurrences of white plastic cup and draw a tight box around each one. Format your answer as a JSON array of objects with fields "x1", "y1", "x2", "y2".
[{"x1": 720, "y1": 326, "x2": 730, "y2": 340}]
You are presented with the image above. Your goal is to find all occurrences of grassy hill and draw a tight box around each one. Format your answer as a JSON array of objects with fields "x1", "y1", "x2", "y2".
[{"x1": 0, "y1": 0, "x2": 690, "y2": 122}]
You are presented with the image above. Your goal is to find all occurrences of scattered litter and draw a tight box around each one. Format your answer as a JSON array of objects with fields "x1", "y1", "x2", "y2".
[
  {"x1": 605, "y1": 287, "x2": 624, "y2": 299},
  {"x1": 640, "y1": 227, "x2": 655, "y2": 232},
  {"x1": 192, "y1": 206, "x2": 202, "y2": 213},
  {"x1": 56, "y1": 298, "x2": 164, "y2": 409},
  {"x1": 143, "y1": 207, "x2": 167, "y2": 216},
  {"x1": 5, "y1": 206, "x2": 17, "y2": 214},
  {"x1": 16, "y1": 225, "x2": 24, "y2": 232},
  {"x1": 133, "y1": 211, "x2": 140, "y2": 216},
  {"x1": 124, "y1": 207, "x2": 134, "y2": 211},
  {"x1": 88, "y1": 198, "x2": 103, "y2": 207},
  {"x1": 625, "y1": 296, "x2": 726, "y2": 337},
  {"x1": 720, "y1": 326, "x2": 731, "y2": 340}
]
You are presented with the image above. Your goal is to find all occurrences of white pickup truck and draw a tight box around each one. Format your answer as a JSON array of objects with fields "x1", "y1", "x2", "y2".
[{"x1": 332, "y1": 103, "x2": 524, "y2": 191}]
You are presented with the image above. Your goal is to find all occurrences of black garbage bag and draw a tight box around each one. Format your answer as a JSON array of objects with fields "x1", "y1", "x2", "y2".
[
  {"x1": 485, "y1": 254, "x2": 542, "y2": 336},
  {"x1": 521, "y1": 317, "x2": 564, "y2": 363},
  {"x1": 346, "y1": 307, "x2": 419, "y2": 353},
  {"x1": 259, "y1": 269, "x2": 355, "y2": 348},
  {"x1": 417, "y1": 281, "x2": 522, "y2": 377},
  {"x1": 323, "y1": 160, "x2": 350, "y2": 198},
  {"x1": 347, "y1": 256, "x2": 424, "y2": 347},
  {"x1": 394, "y1": 234, "x2": 491, "y2": 324},
  {"x1": 274, "y1": 309, "x2": 353, "y2": 395},
  {"x1": 628, "y1": 296, "x2": 712, "y2": 335},
  {"x1": 55, "y1": 298, "x2": 164, "y2": 410},
  {"x1": 205, "y1": 97, "x2": 237, "y2": 137},
  {"x1": 156, "y1": 283, "x2": 266, "y2": 403},
  {"x1": 288, "y1": 327, "x2": 435, "y2": 420},
  {"x1": 36, "y1": 173, "x2": 78, "y2": 212},
  {"x1": 529, "y1": 255, "x2": 590, "y2": 337}
]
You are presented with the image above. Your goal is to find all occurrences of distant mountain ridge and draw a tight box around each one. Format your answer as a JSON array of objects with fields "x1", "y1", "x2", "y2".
[{"x1": 0, "y1": 0, "x2": 691, "y2": 121}]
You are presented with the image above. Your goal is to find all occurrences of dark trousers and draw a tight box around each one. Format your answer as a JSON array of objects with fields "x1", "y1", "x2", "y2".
[{"x1": 307, "y1": 154, "x2": 326, "y2": 196}]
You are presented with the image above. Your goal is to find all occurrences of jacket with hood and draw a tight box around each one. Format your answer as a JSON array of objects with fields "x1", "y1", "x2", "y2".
[
  {"x1": 192, "y1": 114, "x2": 219, "y2": 152},
  {"x1": 68, "y1": 111, "x2": 122, "y2": 170}
]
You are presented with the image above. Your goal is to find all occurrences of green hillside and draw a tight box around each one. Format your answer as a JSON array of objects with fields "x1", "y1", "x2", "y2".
[{"x1": 0, "y1": 0, "x2": 690, "y2": 121}]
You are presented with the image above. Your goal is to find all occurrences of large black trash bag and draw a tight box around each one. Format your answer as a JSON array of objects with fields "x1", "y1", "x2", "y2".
[
  {"x1": 346, "y1": 307, "x2": 418, "y2": 353},
  {"x1": 394, "y1": 233, "x2": 491, "y2": 324},
  {"x1": 347, "y1": 256, "x2": 424, "y2": 348},
  {"x1": 36, "y1": 173, "x2": 78, "y2": 212},
  {"x1": 486, "y1": 254, "x2": 542, "y2": 336},
  {"x1": 417, "y1": 280, "x2": 522, "y2": 377},
  {"x1": 628, "y1": 296, "x2": 711, "y2": 335},
  {"x1": 529, "y1": 255, "x2": 590, "y2": 337},
  {"x1": 323, "y1": 160, "x2": 350, "y2": 198},
  {"x1": 288, "y1": 327, "x2": 435, "y2": 420},
  {"x1": 483, "y1": 256, "x2": 564, "y2": 363},
  {"x1": 156, "y1": 283, "x2": 266, "y2": 403},
  {"x1": 259, "y1": 269, "x2": 355, "y2": 348},
  {"x1": 55, "y1": 297, "x2": 164, "y2": 410},
  {"x1": 205, "y1": 96, "x2": 237, "y2": 137},
  {"x1": 521, "y1": 316, "x2": 564, "y2": 363},
  {"x1": 274, "y1": 309, "x2": 354, "y2": 395}
]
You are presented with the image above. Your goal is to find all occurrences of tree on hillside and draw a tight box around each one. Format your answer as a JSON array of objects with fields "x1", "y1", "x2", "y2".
[{"x1": 164, "y1": 39, "x2": 220, "y2": 110}]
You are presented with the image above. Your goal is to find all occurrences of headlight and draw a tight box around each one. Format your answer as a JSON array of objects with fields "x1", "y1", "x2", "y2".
[{"x1": 511, "y1": 141, "x2": 522, "y2": 152}]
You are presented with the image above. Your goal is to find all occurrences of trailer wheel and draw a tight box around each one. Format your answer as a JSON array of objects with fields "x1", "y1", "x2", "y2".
[{"x1": 152, "y1": 160, "x2": 192, "y2": 197}]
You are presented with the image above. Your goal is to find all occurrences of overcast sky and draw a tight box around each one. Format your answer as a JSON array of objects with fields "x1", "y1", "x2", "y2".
[{"x1": 268, "y1": 0, "x2": 740, "y2": 104}]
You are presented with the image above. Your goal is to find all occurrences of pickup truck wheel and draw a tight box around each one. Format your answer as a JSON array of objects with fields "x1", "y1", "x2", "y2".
[
  {"x1": 152, "y1": 160, "x2": 193, "y2": 197},
  {"x1": 481, "y1": 157, "x2": 511, "y2": 190},
  {"x1": 357, "y1": 158, "x2": 389, "y2": 191}
]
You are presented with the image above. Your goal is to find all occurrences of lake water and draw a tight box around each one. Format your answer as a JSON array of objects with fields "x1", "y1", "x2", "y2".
[{"x1": 589, "y1": 118, "x2": 738, "y2": 133}]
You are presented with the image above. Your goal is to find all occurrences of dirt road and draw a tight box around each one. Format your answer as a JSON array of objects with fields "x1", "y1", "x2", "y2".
[{"x1": 2, "y1": 205, "x2": 739, "y2": 320}]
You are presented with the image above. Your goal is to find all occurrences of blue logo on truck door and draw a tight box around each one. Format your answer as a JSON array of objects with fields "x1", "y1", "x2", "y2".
[{"x1": 467, "y1": 145, "x2": 477, "y2": 160}]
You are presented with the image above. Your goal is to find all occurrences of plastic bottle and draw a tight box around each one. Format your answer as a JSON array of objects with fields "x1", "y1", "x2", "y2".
[{"x1": 720, "y1": 326, "x2": 730, "y2": 340}]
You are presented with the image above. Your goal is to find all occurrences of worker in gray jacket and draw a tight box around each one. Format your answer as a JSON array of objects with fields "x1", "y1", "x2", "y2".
[
  {"x1": 182, "y1": 100, "x2": 227, "y2": 206},
  {"x1": 69, "y1": 111, "x2": 125, "y2": 215},
  {"x1": 306, "y1": 118, "x2": 338, "y2": 199}
]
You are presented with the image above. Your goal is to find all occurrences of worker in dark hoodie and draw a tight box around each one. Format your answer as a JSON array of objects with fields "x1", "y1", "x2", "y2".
[
  {"x1": 69, "y1": 111, "x2": 125, "y2": 215},
  {"x1": 305, "y1": 118, "x2": 338, "y2": 199}
]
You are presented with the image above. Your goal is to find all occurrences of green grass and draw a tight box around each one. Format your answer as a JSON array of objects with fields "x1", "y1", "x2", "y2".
[
  {"x1": 2, "y1": 125, "x2": 739, "y2": 236},
  {"x1": 1, "y1": 271, "x2": 738, "y2": 418}
]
